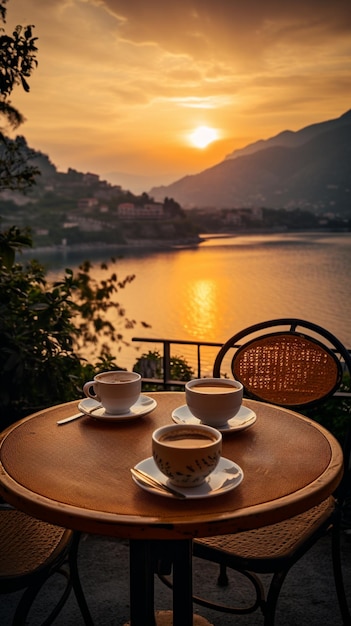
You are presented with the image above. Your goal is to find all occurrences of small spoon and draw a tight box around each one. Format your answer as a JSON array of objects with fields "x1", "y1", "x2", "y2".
[
  {"x1": 57, "y1": 405, "x2": 102, "y2": 425},
  {"x1": 131, "y1": 467, "x2": 186, "y2": 499}
]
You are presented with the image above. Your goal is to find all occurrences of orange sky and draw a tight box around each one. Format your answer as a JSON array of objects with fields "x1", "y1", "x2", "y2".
[{"x1": 6, "y1": 0, "x2": 351, "y2": 192}]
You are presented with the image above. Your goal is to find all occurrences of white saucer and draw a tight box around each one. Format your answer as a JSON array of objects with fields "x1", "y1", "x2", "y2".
[
  {"x1": 171, "y1": 404, "x2": 256, "y2": 432},
  {"x1": 132, "y1": 456, "x2": 243, "y2": 499},
  {"x1": 78, "y1": 395, "x2": 157, "y2": 421}
]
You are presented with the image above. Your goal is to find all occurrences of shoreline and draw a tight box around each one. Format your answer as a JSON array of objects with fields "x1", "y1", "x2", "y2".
[
  {"x1": 22, "y1": 237, "x2": 202, "y2": 256},
  {"x1": 23, "y1": 226, "x2": 350, "y2": 257}
]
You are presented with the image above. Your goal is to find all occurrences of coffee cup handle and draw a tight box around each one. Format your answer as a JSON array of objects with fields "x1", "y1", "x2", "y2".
[{"x1": 83, "y1": 381, "x2": 100, "y2": 401}]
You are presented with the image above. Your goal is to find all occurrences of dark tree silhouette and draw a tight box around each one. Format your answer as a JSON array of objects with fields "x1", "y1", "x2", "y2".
[{"x1": 0, "y1": 0, "x2": 40, "y2": 191}]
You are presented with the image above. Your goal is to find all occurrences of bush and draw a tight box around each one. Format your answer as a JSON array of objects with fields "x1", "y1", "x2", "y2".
[
  {"x1": 302, "y1": 384, "x2": 351, "y2": 445},
  {"x1": 133, "y1": 349, "x2": 194, "y2": 390},
  {"x1": 0, "y1": 226, "x2": 150, "y2": 428}
]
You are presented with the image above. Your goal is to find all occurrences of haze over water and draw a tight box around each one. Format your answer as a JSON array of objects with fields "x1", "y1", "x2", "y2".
[{"x1": 42, "y1": 232, "x2": 351, "y2": 374}]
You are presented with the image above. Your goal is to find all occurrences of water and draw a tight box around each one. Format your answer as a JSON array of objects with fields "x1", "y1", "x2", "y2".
[{"x1": 30, "y1": 231, "x2": 351, "y2": 373}]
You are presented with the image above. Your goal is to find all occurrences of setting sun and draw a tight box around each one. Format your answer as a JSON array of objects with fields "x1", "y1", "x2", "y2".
[{"x1": 189, "y1": 126, "x2": 219, "y2": 149}]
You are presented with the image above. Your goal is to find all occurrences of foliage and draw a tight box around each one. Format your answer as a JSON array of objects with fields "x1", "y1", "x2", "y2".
[
  {"x1": 0, "y1": 223, "x2": 31, "y2": 267},
  {"x1": 133, "y1": 349, "x2": 194, "y2": 391},
  {"x1": 0, "y1": 1, "x2": 38, "y2": 96},
  {"x1": 302, "y1": 375, "x2": 351, "y2": 445},
  {"x1": 170, "y1": 354, "x2": 195, "y2": 382},
  {"x1": 0, "y1": 134, "x2": 40, "y2": 191},
  {"x1": 0, "y1": 0, "x2": 40, "y2": 191},
  {"x1": 0, "y1": 227, "x2": 150, "y2": 428}
]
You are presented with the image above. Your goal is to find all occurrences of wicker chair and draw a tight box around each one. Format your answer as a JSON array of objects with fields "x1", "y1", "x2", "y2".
[
  {"x1": 192, "y1": 319, "x2": 351, "y2": 625},
  {"x1": 0, "y1": 505, "x2": 94, "y2": 625}
]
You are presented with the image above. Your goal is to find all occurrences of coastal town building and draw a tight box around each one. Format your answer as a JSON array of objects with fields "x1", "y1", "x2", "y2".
[{"x1": 117, "y1": 202, "x2": 164, "y2": 220}]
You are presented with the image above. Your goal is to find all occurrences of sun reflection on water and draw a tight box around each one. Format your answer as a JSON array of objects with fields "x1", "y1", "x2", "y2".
[{"x1": 184, "y1": 278, "x2": 218, "y2": 337}]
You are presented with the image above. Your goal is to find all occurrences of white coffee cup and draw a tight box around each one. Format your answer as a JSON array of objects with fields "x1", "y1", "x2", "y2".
[
  {"x1": 185, "y1": 378, "x2": 243, "y2": 427},
  {"x1": 83, "y1": 370, "x2": 141, "y2": 414},
  {"x1": 152, "y1": 423, "x2": 222, "y2": 487}
]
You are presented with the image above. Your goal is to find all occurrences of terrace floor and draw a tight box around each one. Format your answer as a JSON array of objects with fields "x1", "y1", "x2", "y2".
[{"x1": 1, "y1": 531, "x2": 351, "y2": 625}]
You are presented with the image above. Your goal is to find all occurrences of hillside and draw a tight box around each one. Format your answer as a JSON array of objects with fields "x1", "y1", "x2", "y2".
[{"x1": 150, "y1": 109, "x2": 351, "y2": 215}]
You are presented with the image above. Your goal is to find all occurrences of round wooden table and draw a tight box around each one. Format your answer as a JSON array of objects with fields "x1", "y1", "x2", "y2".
[{"x1": 0, "y1": 392, "x2": 343, "y2": 626}]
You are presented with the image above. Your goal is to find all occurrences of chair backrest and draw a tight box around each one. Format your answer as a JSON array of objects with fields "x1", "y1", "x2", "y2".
[{"x1": 213, "y1": 318, "x2": 351, "y2": 410}]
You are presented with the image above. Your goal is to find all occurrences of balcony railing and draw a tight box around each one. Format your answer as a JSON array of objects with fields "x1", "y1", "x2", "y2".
[{"x1": 132, "y1": 337, "x2": 223, "y2": 389}]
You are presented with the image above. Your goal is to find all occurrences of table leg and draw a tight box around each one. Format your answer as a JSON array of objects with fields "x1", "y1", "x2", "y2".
[
  {"x1": 129, "y1": 539, "x2": 203, "y2": 626},
  {"x1": 150, "y1": 539, "x2": 194, "y2": 626},
  {"x1": 129, "y1": 539, "x2": 156, "y2": 626},
  {"x1": 129, "y1": 538, "x2": 194, "y2": 626},
  {"x1": 171, "y1": 539, "x2": 193, "y2": 626}
]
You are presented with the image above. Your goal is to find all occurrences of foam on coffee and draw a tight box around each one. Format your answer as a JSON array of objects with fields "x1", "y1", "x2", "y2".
[
  {"x1": 191, "y1": 382, "x2": 237, "y2": 394},
  {"x1": 159, "y1": 431, "x2": 217, "y2": 448},
  {"x1": 97, "y1": 372, "x2": 135, "y2": 383}
]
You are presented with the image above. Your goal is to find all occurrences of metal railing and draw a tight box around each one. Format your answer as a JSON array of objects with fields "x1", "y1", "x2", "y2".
[{"x1": 132, "y1": 337, "x2": 223, "y2": 389}]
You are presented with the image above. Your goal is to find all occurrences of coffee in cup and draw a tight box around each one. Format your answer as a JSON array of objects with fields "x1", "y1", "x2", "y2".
[
  {"x1": 152, "y1": 423, "x2": 222, "y2": 487},
  {"x1": 185, "y1": 377, "x2": 243, "y2": 427},
  {"x1": 83, "y1": 370, "x2": 141, "y2": 414}
]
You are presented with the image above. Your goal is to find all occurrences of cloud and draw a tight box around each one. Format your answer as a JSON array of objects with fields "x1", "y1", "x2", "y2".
[
  {"x1": 5, "y1": 0, "x2": 351, "y2": 188},
  {"x1": 100, "y1": 0, "x2": 351, "y2": 59}
]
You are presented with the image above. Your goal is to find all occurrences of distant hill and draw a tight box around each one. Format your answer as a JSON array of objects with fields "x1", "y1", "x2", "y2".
[{"x1": 150, "y1": 109, "x2": 351, "y2": 215}]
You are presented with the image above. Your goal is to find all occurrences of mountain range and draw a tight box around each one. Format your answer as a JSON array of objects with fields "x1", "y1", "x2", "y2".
[{"x1": 150, "y1": 109, "x2": 351, "y2": 215}]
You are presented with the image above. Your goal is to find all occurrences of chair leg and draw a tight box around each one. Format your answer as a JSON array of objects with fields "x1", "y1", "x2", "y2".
[
  {"x1": 263, "y1": 570, "x2": 288, "y2": 626},
  {"x1": 11, "y1": 566, "x2": 72, "y2": 626},
  {"x1": 217, "y1": 563, "x2": 229, "y2": 586},
  {"x1": 11, "y1": 533, "x2": 93, "y2": 626},
  {"x1": 69, "y1": 532, "x2": 95, "y2": 626},
  {"x1": 332, "y1": 521, "x2": 351, "y2": 626},
  {"x1": 40, "y1": 570, "x2": 73, "y2": 626},
  {"x1": 11, "y1": 576, "x2": 59, "y2": 626}
]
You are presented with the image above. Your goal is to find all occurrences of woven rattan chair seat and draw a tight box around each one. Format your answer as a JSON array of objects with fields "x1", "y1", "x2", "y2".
[
  {"x1": 0, "y1": 508, "x2": 70, "y2": 578},
  {"x1": 196, "y1": 497, "x2": 335, "y2": 562}
]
